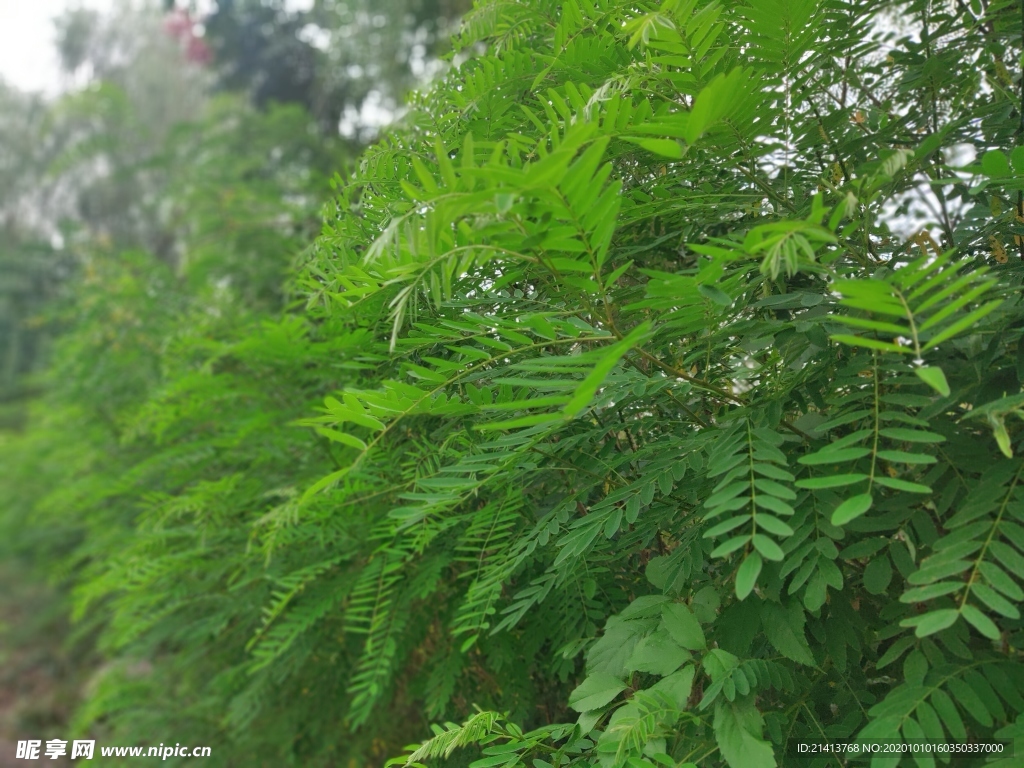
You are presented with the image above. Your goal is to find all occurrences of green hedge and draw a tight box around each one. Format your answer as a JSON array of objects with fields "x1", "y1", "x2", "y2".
[{"x1": 4, "y1": 0, "x2": 1024, "y2": 766}]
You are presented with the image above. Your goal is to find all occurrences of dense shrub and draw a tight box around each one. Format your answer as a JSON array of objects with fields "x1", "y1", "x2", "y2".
[{"x1": 4, "y1": 0, "x2": 1024, "y2": 766}]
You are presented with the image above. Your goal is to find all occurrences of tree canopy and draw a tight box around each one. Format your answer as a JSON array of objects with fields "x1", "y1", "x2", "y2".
[
  {"x1": 193, "y1": 0, "x2": 467, "y2": 134},
  {"x1": 3, "y1": 0, "x2": 1024, "y2": 766}
]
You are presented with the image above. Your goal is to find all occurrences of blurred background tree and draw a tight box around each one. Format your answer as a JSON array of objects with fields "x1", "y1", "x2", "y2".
[
  {"x1": 174, "y1": 0, "x2": 463, "y2": 137},
  {"x1": 0, "y1": 0, "x2": 470, "y2": 420},
  {"x1": 0, "y1": 84, "x2": 65, "y2": 424},
  {"x1": 0, "y1": 1, "x2": 213, "y2": 424},
  {"x1": 0, "y1": 0, "x2": 467, "y2": 758}
]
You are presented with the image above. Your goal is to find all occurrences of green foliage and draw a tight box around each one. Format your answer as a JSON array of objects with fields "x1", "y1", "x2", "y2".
[
  {"x1": 4, "y1": 0, "x2": 1024, "y2": 766},
  {"x1": 298, "y1": 0, "x2": 1024, "y2": 762},
  {"x1": 0, "y1": 83, "x2": 71, "y2": 424}
]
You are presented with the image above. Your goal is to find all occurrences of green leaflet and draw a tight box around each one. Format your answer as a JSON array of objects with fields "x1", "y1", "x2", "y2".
[
  {"x1": 832, "y1": 493, "x2": 873, "y2": 526},
  {"x1": 915, "y1": 365, "x2": 951, "y2": 397},
  {"x1": 568, "y1": 672, "x2": 627, "y2": 712},
  {"x1": 563, "y1": 321, "x2": 653, "y2": 417},
  {"x1": 713, "y1": 697, "x2": 777, "y2": 768}
]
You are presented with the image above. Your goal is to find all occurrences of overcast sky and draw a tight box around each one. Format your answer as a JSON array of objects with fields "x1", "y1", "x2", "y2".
[
  {"x1": 0, "y1": 0, "x2": 113, "y2": 93},
  {"x1": 0, "y1": 0, "x2": 319, "y2": 95}
]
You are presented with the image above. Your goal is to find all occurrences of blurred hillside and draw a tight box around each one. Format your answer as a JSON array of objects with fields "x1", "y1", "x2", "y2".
[{"x1": 0, "y1": 0, "x2": 465, "y2": 761}]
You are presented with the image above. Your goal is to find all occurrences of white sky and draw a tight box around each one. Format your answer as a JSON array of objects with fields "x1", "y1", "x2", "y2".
[
  {"x1": 0, "y1": 0, "x2": 316, "y2": 95},
  {"x1": 0, "y1": 0, "x2": 116, "y2": 94}
]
